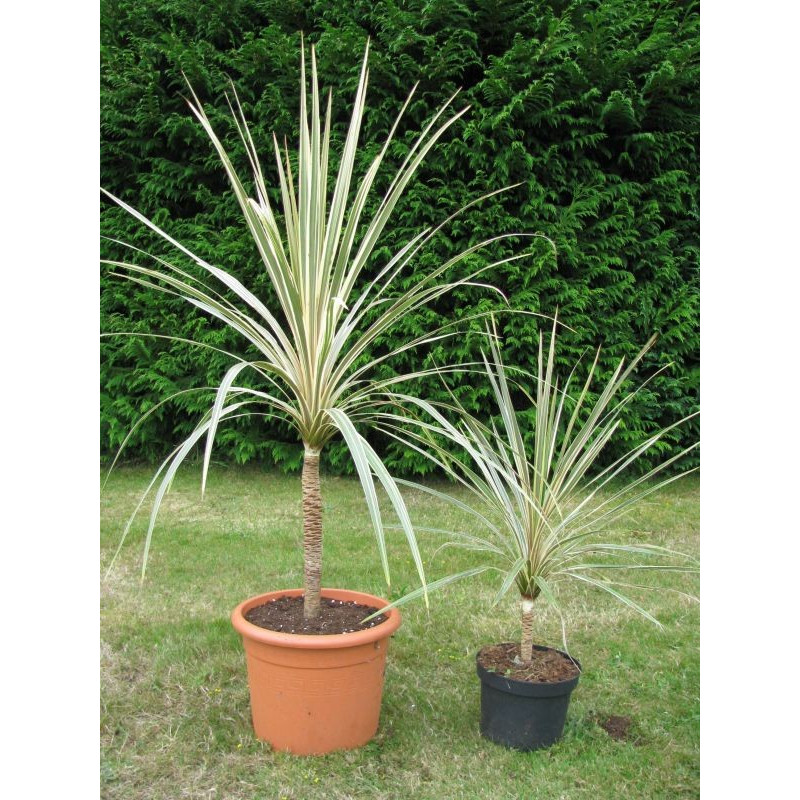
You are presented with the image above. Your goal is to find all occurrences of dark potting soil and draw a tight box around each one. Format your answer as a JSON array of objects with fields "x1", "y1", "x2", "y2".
[
  {"x1": 244, "y1": 595, "x2": 388, "y2": 635},
  {"x1": 597, "y1": 714, "x2": 632, "y2": 741},
  {"x1": 477, "y1": 642, "x2": 580, "y2": 683}
]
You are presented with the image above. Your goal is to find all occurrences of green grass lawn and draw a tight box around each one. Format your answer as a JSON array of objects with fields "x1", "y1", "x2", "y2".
[{"x1": 100, "y1": 465, "x2": 699, "y2": 800}]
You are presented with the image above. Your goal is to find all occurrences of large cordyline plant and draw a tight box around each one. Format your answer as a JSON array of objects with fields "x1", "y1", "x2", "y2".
[{"x1": 102, "y1": 43, "x2": 534, "y2": 619}]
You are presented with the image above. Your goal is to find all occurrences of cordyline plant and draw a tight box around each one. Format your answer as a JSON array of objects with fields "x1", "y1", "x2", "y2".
[
  {"x1": 101, "y1": 43, "x2": 533, "y2": 620},
  {"x1": 374, "y1": 318, "x2": 699, "y2": 663}
]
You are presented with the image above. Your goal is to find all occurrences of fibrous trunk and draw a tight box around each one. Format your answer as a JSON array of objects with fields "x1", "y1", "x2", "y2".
[
  {"x1": 302, "y1": 446, "x2": 323, "y2": 619},
  {"x1": 520, "y1": 597, "x2": 534, "y2": 662}
]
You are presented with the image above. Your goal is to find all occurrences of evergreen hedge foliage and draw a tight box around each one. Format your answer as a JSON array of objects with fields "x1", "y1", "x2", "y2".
[{"x1": 101, "y1": 0, "x2": 699, "y2": 475}]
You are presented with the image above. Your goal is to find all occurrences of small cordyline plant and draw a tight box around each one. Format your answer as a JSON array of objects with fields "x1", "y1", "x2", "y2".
[
  {"x1": 373, "y1": 318, "x2": 699, "y2": 663},
  {"x1": 101, "y1": 43, "x2": 535, "y2": 620}
]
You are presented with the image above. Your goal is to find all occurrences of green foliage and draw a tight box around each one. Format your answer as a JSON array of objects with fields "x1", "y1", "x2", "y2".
[{"x1": 101, "y1": 0, "x2": 699, "y2": 475}]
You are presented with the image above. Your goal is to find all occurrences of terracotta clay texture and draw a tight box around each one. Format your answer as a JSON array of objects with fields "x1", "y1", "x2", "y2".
[{"x1": 231, "y1": 587, "x2": 402, "y2": 755}]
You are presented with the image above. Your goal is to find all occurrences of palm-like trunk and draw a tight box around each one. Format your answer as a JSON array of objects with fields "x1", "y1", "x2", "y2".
[
  {"x1": 302, "y1": 445, "x2": 323, "y2": 620},
  {"x1": 520, "y1": 597, "x2": 534, "y2": 662}
]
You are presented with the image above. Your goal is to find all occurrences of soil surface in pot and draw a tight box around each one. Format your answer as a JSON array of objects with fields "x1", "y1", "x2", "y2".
[
  {"x1": 478, "y1": 642, "x2": 580, "y2": 683},
  {"x1": 244, "y1": 595, "x2": 388, "y2": 635}
]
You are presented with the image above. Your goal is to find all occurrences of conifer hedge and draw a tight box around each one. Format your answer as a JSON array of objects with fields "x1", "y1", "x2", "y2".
[{"x1": 101, "y1": 0, "x2": 699, "y2": 474}]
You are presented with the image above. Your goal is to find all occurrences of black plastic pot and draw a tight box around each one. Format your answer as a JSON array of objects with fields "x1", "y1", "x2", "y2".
[{"x1": 476, "y1": 644, "x2": 581, "y2": 751}]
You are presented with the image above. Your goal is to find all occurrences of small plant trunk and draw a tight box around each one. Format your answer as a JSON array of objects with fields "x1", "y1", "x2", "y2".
[
  {"x1": 302, "y1": 446, "x2": 323, "y2": 620},
  {"x1": 520, "y1": 597, "x2": 534, "y2": 663}
]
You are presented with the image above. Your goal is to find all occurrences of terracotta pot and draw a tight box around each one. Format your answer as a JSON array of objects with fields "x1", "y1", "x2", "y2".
[{"x1": 231, "y1": 587, "x2": 401, "y2": 755}]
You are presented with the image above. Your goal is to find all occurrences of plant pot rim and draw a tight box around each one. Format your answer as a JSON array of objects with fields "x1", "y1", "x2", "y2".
[
  {"x1": 231, "y1": 587, "x2": 401, "y2": 650},
  {"x1": 476, "y1": 642, "x2": 581, "y2": 698}
]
